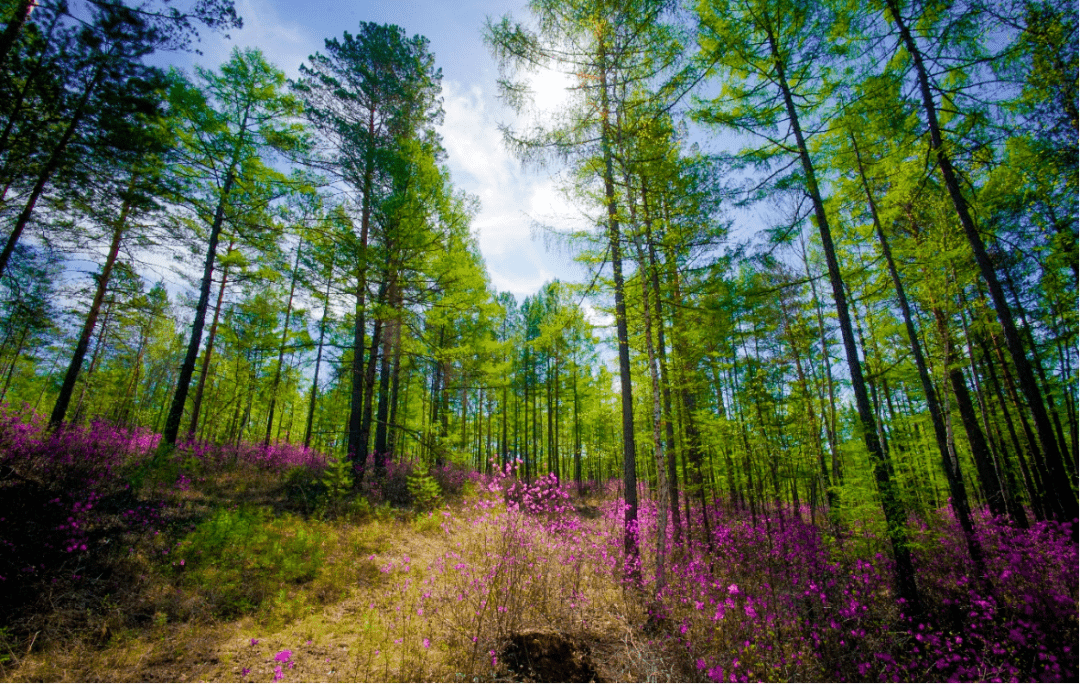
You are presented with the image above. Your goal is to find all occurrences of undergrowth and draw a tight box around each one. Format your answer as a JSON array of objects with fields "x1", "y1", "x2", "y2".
[{"x1": 0, "y1": 407, "x2": 1076, "y2": 682}]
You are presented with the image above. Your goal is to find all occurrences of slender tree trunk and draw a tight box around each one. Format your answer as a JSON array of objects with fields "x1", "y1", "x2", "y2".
[
  {"x1": 304, "y1": 254, "x2": 334, "y2": 449},
  {"x1": 633, "y1": 232, "x2": 668, "y2": 602},
  {"x1": 958, "y1": 297, "x2": 1024, "y2": 523},
  {"x1": 598, "y1": 43, "x2": 639, "y2": 581},
  {"x1": 934, "y1": 307, "x2": 1008, "y2": 518},
  {"x1": 358, "y1": 278, "x2": 389, "y2": 465},
  {"x1": 978, "y1": 330, "x2": 1037, "y2": 524},
  {"x1": 849, "y1": 135, "x2": 985, "y2": 566},
  {"x1": 49, "y1": 174, "x2": 137, "y2": 428},
  {"x1": 777, "y1": 285, "x2": 833, "y2": 520},
  {"x1": 573, "y1": 363, "x2": 582, "y2": 493},
  {"x1": 1002, "y1": 266, "x2": 1076, "y2": 481},
  {"x1": 884, "y1": 0, "x2": 1076, "y2": 524},
  {"x1": 188, "y1": 243, "x2": 233, "y2": 440},
  {"x1": 799, "y1": 233, "x2": 842, "y2": 493},
  {"x1": 0, "y1": 325, "x2": 28, "y2": 401},
  {"x1": 163, "y1": 165, "x2": 237, "y2": 446},
  {"x1": 347, "y1": 106, "x2": 378, "y2": 470},
  {"x1": 0, "y1": 89, "x2": 93, "y2": 280},
  {"x1": 642, "y1": 182, "x2": 682, "y2": 545},
  {"x1": 993, "y1": 331, "x2": 1052, "y2": 517},
  {"x1": 374, "y1": 275, "x2": 398, "y2": 475},
  {"x1": 72, "y1": 300, "x2": 112, "y2": 424},
  {"x1": 264, "y1": 238, "x2": 304, "y2": 446},
  {"x1": 768, "y1": 27, "x2": 919, "y2": 610},
  {"x1": 668, "y1": 248, "x2": 710, "y2": 549}
]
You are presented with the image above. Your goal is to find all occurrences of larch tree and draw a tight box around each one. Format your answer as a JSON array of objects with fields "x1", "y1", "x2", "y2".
[
  {"x1": 694, "y1": 0, "x2": 922, "y2": 610},
  {"x1": 160, "y1": 47, "x2": 307, "y2": 448},
  {"x1": 486, "y1": 0, "x2": 686, "y2": 583}
]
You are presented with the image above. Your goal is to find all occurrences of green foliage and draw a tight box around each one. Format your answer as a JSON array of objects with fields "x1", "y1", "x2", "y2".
[
  {"x1": 282, "y1": 465, "x2": 325, "y2": 510},
  {"x1": 407, "y1": 470, "x2": 441, "y2": 512},
  {"x1": 321, "y1": 451, "x2": 354, "y2": 501},
  {"x1": 172, "y1": 506, "x2": 323, "y2": 618}
]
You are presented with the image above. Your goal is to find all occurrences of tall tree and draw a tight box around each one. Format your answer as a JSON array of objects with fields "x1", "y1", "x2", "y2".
[
  {"x1": 877, "y1": 0, "x2": 1077, "y2": 523},
  {"x1": 48, "y1": 103, "x2": 174, "y2": 429},
  {"x1": 160, "y1": 47, "x2": 306, "y2": 448},
  {"x1": 486, "y1": 0, "x2": 685, "y2": 582},
  {"x1": 695, "y1": 0, "x2": 922, "y2": 609},
  {"x1": 294, "y1": 21, "x2": 442, "y2": 474}
]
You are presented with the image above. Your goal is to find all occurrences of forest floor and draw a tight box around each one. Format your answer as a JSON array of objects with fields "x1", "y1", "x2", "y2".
[
  {"x1": 1, "y1": 458, "x2": 683, "y2": 682},
  {"x1": 0, "y1": 421, "x2": 1076, "y2": 682}
]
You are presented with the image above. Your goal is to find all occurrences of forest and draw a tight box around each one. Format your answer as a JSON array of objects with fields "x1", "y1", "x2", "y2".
[{"x1": 0, "y1": 0, "x2": 1076, "y2": 681}]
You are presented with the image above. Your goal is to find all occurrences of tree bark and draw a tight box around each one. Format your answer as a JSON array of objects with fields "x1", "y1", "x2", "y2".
[
  {"x1": 49, "y1": 173, "x2": 137, "y2": 428},
  {"x1": 599, "y1": 48, "x2": 639, "y2": 581},
  {"x1": 884, "y1": 0, "x2": 1076, "y2": 524},
  {"x1": 188, "y1": 242, "x2": 233, "y2": 440},
  {"x1": 374, "y1": 274, "x2": 399, "y2": 474},
  {"x1": 768, "y1": 25, "x2": 920, "y2": 610},
  {"x1": 849, "y1": 134, "x2": 985, "y2": 566},
  {"x1": 264, "y1": 238, "x2": 304, "y2": 446},
  {"x1": 346, "y1": 105, "x2": 378, "y2": 470},
  {"x1": 304, "y1": 253, "x2": 334, "y2": 449},
  {"x1": 163, "y1": 166, "x2": 237, "y2": 446}
]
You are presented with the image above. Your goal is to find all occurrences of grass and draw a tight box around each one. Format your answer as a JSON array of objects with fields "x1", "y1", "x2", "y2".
[
  {"x1": 0, "y1": 451, "x2": 668, "y2": 682},
  {"x1": 0, "y1": 413, "x2": 1076, "y2": 682}
]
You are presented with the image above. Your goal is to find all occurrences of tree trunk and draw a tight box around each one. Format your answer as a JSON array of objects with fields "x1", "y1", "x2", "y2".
[
  {"x1": 597, "y1": 41, "x2": 639, "y2": 581},
  {"x1": 188, "y1": 243, "x2": 233, "y2": 440},
  {"x1": 72, "y1": 301, "x2": 112, "y2": 424},
  {"x1": 884, "y1": 0, "x2": 1076, "y2": 524},
  {"x1": 0, "y1": 325, "x2": 28, "y2": 401},
  {"x1": 642, "y1": 181, "x2": 682, "y2": 545},
  {"x1": 264, "y1": 238, "x2": 304, "y2": 446},
  {"x1": 49, "y1": 173, "x2": 137, "y2": 428},
  {"x1": 346, "y1": 106, "x2": 378, "y2": 469},
  {"x1": 374, "y1": 275, "x2": 398, "y2": 475},
  {"x1": 849, "y1": 134, "x2": 985, "y2": 566},
  {"x1": 633, "y1": 231, "x2": 668, "y2": 601},
  {"x1": 163, "y1": 167, "x2": 237, "y2": 446},
  {"x1": 0, "y1": 88, "x2": 93, "y2": 280},
  {"x1": 768, "y1": 26, "x2": 920, "y2": 610},
  {"x1": 304, "y1": 253, "x2": 334, "y2": 449}
]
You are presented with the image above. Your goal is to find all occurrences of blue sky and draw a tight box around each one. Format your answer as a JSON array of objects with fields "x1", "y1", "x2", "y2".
[{"x1": 182, "y1": 0, "x2": 589, "y2": 304}]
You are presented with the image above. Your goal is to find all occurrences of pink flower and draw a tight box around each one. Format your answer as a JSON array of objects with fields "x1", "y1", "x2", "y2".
[
  {"x1": 275, "y1": 650, "x2": 292, "y2": 662},
  {"x1": 423, "y1": 638, "x2": 431, "y2": 649}
]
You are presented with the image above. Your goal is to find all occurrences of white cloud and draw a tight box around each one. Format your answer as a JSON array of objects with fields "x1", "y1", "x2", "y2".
[
  {"x1": 582, "y1": 301, "x2": 614, "y2": 328},
  {"x1": 440, "y1": 79, "x2": 587, "y2": 300},
  {"x1": 192, "y1": 0, "x2": 318, "y2": 77},
  {"x1": 526, "y1": 66, "x2": 576, "y2": 121}
]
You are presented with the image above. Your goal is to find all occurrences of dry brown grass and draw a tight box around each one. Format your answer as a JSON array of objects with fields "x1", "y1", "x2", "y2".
[{"x1": 1, "y1": 473, "x2": 695, "y2": 683}]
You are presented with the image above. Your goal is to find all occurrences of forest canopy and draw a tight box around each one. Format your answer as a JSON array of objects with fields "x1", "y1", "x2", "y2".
[{"x1": 0, "y1": 1, "x2": 1076, "y2": 682}]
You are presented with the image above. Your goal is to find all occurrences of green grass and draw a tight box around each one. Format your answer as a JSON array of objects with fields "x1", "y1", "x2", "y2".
[{"x1": 173, "y1": 506, "x2": 325, "y2": 619}]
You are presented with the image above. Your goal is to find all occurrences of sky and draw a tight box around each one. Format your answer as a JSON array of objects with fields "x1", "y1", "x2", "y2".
[{"x1": 180, "y1": 0, "x2": 589, "y2": 304}]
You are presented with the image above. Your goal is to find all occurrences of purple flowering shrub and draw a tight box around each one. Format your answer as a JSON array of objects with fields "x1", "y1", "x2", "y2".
[
  {"x1": 490, "y1": 459, "x2": 579, "y2": 533},
  {"x1": 0, "y1": 406, "x2": 162, "y2": 621},
  {"x1": 430, "y1": 460, "x2": 471, "y2": 497},
  {"x1": 170, "y1": 438, "x2": 326, "y2": 474},
  {"x1": 637, "y1": 499, "x2": 1077, "y2": 682}
]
